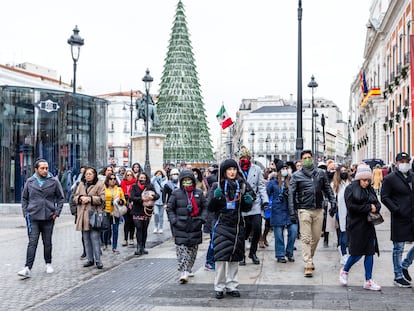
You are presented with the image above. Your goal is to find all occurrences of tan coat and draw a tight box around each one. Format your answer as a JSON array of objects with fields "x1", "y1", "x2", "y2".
[
  {"x1": 74, "y1": 181, "x2": 105, "y2": 231},
  {"x1": 372, "y1": 167, "x2": 383, "y2": 190}
]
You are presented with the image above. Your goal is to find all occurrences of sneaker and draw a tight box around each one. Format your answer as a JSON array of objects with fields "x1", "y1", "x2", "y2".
[
  {"x1": 188, "y1": 270, "x2": 195, "y2": 277},
  {"x1": 363, "y1": 279, "x2": 381, "y2": 291},
  {"x1": 339, "y1": 268, "x2": 348, "y2": 285},
  {"x1": 121, "y1": 240, "x2": 127, "y2": 247},
  {"x1": 129, "y1": 239, "x2": 134, "y2": 246},
  {"x1": 204, "y1": 263, "x2": 215, "y2": 271},
  {"x1": 402, "y1": 268, "x2": 412, "y2": 282},
  {"x1": 46, "y1": 264, "x2": 54, "y2": 274},
  {"x1": 340, "y1": 254, "x2": 349, "y2": 265},
  {"x1": 179, "y1": 271, "x2": 188, "y2": 284},
  {"x1": 394, "y1": 278, "x2": 412, "y2": 288},
  {"x1": 158, "y1": 228, "x2": 163, "y2": 234},
  {"x1": 153, "y1": 227, "x2": 158, "y2": 233},
  {"x1": 304, "y1": 267, "x2": 313, "y2": 277},
  {"x1": 17, "y1": 266, "x2": 31, "y2": 278}
]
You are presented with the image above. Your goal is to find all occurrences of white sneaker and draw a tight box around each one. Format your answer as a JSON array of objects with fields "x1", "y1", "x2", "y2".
[
  {"x1": 179, "y1": 271, "x2": 188, "y2": 284},
  {"x1": 363, "y1": 279, "x2": 381, "y2": 291},
  {"x1": 188, "y1": 270, "x2": 194, "y2": 277},
  {"x1": 17, "y1": 266, "x2": 31, "y2": 278},
  {"x1": 129, "y1": 239, "x2": 134, "y2": 246},
  {"x1": 340, "y1": 254, "x2": 349, "y2": 265},
  {"x1": 339, "y1": 268, "x2": 348, "y2": 285},
  {"x1": 46, "y1": 263, "x2": 54, "y2": 274},
  {"x1": 153, "y1": 228, "x2": 158, "y2": 234},
  {"x1": 158, "y1": 228, "x2": 163, "y2": 234}
]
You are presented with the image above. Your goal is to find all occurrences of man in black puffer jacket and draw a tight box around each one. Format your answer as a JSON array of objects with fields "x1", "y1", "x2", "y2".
[{"x1": 288, "y1": 150, "x2": 336, "y2": 277}]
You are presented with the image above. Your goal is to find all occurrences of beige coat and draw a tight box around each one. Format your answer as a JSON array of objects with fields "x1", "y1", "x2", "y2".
[{"x1": 74, "y1": 181, "x2": 105, "y2": 231}]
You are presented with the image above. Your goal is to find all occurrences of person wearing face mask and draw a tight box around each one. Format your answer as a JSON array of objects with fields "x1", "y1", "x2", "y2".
[
  {"x1": 288, "y1": 150, "x2": 336, "y2": 277},
  {"x1": 331, "y1": 166, "x2": 352, "y2": 264},
  {"x1": 238, "y1": 146, "x2": 269, "y2": 266},
  {"x1": 267, "y1": 160, "x2": 298, "y2": 263},
  {"x1": 167, "y1": 170, "x2": 207, "y2": 284},
  {"x1": 151, "y1": 169, "x2": 167, "y2": 233},
  {"x1": 130, "y1": 172, "x2": 159, "y2": 256},
  {"x1": 381, "y1": 152, "x2": 414, "y2": 288}
]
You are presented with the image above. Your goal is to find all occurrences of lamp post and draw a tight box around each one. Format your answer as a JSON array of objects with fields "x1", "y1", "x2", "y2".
[
  {"x1": 321, "y1": 113, "x2": 326, "y2": 159},
  {"x1": 265, "y1": 134, "x2": 270, "y2": 167},
  {"x1": 123, "y1": 90, "x2": 135, "y2": 166},
  {"x1": 274, "y1": 143, "x2": 278, "y2": 161},
  {"x1": 142, "y1": 69, "x2": 153, "y2": 176},
  {"x1": 307, "y1": 75, "x2": 318, "y2": 156},
  {"x1": 67, "y1": 26, "x2": 84, "y2": 94},
  {"x1": 250, "y1": 130, "x2": 255, "y2": 159},
  {"x1": 296, "y1": 0, "x2": 303, "y2": 160}
]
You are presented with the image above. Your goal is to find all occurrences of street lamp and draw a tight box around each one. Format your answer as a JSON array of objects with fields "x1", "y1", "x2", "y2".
[
  {"x1": 296, "y1": 0, "x2": 303, "y2": 160},
  {"x1": 67, "y1": 25, "x2": 84, "y2": 94},
  {"x1": 308, "y1": 75, "x2": 318, "y2": 157},
  {"x1": 265, "y1": 134, "x2": 270, "y2": 167},
  {"x1": 321, "y1": 113, "x2": 326, "y2": 159},
  {"x1": 123, "y1": 90, "x2": 135, "y2": 166},
  {"x1": 250, "y1": 130, "x2": 255, "y2": 159},
  {"x1": 142, "y1": 69, "x2": 153, "y2": 176}
]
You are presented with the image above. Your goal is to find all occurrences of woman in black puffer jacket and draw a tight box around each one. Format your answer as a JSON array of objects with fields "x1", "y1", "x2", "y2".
[
  {"x1": 167, "y1": 170, "x2": 208, "y2": 284},
  {"x1": 208, "y1": 159, "x2": 254, "y2": 299}
]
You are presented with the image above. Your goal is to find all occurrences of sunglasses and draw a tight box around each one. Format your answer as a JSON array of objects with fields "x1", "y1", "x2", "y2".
[
  {"x1": 126, "y1": 174, "x2": 132, "y2": 176},
  {"x1": 109, "y1": 177, "x2": 117, "y2": 180}
]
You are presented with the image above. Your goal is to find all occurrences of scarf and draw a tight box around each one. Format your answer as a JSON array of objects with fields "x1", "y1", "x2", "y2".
[
  {"x1": 239, "y1": 159, "x2": 251, "y2": 172},
  {"x1": 185, "y1": 186, "x2": 199, "y2": 217},
  {"x1": 137, "y1": 182, "x2": 145, "y2": 191}
]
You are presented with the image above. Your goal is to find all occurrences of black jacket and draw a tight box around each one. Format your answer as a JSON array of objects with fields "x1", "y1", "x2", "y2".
[
  {"x1": 130, "y1": 183, "x2": 159, "y2": 217},
  {"x1": 345, "y1": 181, "x2": 380, "y2": 256},
  {"x1": 207, "y1": 177, "x2": 253, "y2": 262},
  {"x1": 167, "y1": 170, "x2": 207, "y2": 246},
  {"x1": 288, "y1": 167, "x2": 336, "y2": 215},
  {"x1": 381, "y1": 170, "x2": 414, "y2": 242}
]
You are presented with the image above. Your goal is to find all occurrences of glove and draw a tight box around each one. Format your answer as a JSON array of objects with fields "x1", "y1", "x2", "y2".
[
  {"x1": 214, "y1": 188, "x2": 223, "y2": 199},
  {"x1": 290, "y1": 214, "x2": 297, "y2": 224},
  {"x1": 243, "y1": 193, "x2": 253, "y2": 205},
  {"x1": 261, "y1": 202, "x2": 268, "y2": 211},
  {"x1": 328, "y1": 204, "x2": 337, "y2": 217}
]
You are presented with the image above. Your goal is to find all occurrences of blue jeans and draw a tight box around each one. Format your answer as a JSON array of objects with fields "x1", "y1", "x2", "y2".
[
  {"x1": 153, "y1": 204, "x2": 164, "y2": 229},
  {"x1": 393, "y1": 242, "x2": 406, "y2": 279},
  {"x1": 112, "y1": 217, "x2": 120, "y2": 250},
  {"x1": 344, "y1": 255, "x2": 374, "y2": 280},
  {"x1": 273, "y1": 224, "x2": 298, "y2": 258},
  {"x1": 339, "y1": 231, "x2": 348, "y2": 255},
  {"x1": 83, "y1": 229, "x2": 102, "y2": 264},
  {"x1": 25, "y1": 219, "x2": 55, "y2": 269},
  {"x1": 206, "y1": 233, "x2": 215, "y2": 265},
  {"x1": 402, "y1": 245, "x2": 414, "y2": 270}
]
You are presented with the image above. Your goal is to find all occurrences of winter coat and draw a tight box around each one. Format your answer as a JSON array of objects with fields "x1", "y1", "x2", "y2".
[
  {"x1": 335, "y1": 180, "x2": 350, "y2": 232},
  {"x1": 151, "y1": 175, "x2": 167, "y2": 205},
  {"x1": 167, "y1": 170, "x2": 207, "y2": 246},
  {"x1": 21, "y1": 173, "x2": 65, "y2": 220},
  {"x1": 130, "y1": 183, "x2": 159, "y2": 217},
  {"x1": 241, "y1": 164, "x2": 269, "y2": 217},
  {"x1": 288, "y1": 167, "x2": 336, "y2": 215},
  {"x1": 372, "y1": 168, "x2": 383, "y2": 190},
  {"x1": 267, "y1": 178, "x2": 291, "y2": 227},
  {"x1": 104, "y1": 185, "x2": 126, "y2": 215},
  {"x1": 344, "y1": 181, "x2": 380, "y2": 256},
  {"x1": 381, "y1": 170, "x2": 414, "y2": 242},
  {"x1": 208, "y1": 178, "x2": 254, "y2": 262},
  {"x1": 74, "y1": 181, "x2": 105, "y2": 231}
]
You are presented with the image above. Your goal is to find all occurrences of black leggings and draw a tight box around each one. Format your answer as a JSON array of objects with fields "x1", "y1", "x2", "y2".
[
  {"x1": 244, "y1": 214, "x2": 262, "y2": 255},
  {"x1": 123, "y1": 211, "x2": 135, "y2": 241},
  {"x1": 133, "y1": 217, "x2": 150, "y2": 248}
]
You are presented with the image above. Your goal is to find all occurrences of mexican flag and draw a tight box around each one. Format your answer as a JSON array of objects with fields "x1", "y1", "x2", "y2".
[{"x1": 216, "y1": 105, "x2": 233, "y2": 130}]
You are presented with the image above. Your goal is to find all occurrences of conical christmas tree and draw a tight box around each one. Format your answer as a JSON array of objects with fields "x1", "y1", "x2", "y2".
[{"x1": 154, "y1": 0, "x2": 214, "y2": 165}]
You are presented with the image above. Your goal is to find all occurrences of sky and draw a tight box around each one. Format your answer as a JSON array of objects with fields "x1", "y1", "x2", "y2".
[{"x1": 1, "y1": 0, "x2": 372, "y2": 143}]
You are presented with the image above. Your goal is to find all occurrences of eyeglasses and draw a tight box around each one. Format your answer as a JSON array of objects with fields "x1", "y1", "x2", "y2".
[{"x1": 109, "y1": 177, "x2": 117, "y2": 180}]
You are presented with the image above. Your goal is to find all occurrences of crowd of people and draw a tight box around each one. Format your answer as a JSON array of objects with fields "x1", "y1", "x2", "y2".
[{"x1": 17, "y1": 149, "x2": 414, "y2": 297}]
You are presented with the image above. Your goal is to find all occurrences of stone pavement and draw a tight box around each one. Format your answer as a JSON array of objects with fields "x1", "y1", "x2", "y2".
[{"x1": 1, "y1": 204, "x2": 414, "y2": 310}]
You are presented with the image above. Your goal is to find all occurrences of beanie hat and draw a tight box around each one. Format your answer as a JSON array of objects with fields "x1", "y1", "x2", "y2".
[
  {"x1": 239, "y1": 146, "x2": 252, "y2": 159},
  {"x1": 274, "y1": 159, "x2": 287, "y2": 172},
  {"x1": 354, "y1": 164, "x2": 372, "y2": 180},
  {"x1": 170, "y1": 168, "x2": 179, "y2": 176},
  {"x1": 220, "y1": 159, "x2": 239, "y2": 178}
]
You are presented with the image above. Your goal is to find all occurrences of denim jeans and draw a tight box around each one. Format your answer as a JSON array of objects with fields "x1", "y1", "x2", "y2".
[
  {"x1": 273, "y1": 224, "x2": 298, "y2": 258},
  {"x1": 153, "y1": 204, "x2": 164, "y2": 230},
  {"x1": 83, "y1": 229, "x2": 102, "y2": 264},
  {"x1": 112, "y1": 217, "x2": 120, "y2": 250},
  {"x1": 344, "y1": 254, "x2": 374, "y2": 280},
  {"x1": 25, "y1": 219, "x2": 55, "y2": 269},
  {"x1": 339, "y1": 231, "x2": 348, "y2": 255},
  {"x1": 402, "y1": 245, "x2": 414, "y2": 270},
  {"x1": 206, "y1": 234, "x2": 215, "y2": 265},
  {"x1": 393, "y1": 241, "x2": 405, "y2": 279}
]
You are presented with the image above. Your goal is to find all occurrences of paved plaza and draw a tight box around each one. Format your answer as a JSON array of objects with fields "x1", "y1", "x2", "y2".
[{"x1": 0, "y1": 204, "x2": 413, "y2": 310}]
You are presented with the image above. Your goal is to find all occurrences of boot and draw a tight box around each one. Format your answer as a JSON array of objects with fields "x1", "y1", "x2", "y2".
[
  {"x1": 239, "y1": 255, "x2": 246, "y2": 266},
  {"x1": 323, "y1": 232, "x2": 329, "y2": 248},
  {"x1": 135, "y1": 245, "x2": 143, "y2": 256},
  {"x1": 263, "y1": 228, "x2": 270, "y2": 247},
  {"x1": 248, "y1": 253, "x2": 260, "y2": 264}
]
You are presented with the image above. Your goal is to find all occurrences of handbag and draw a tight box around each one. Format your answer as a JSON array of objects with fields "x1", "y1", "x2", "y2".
[
  {"x1": 367, "y1": 211, "x2": 384, "y2": 226},
  {"x1": 89, "y1": 209, "x2": 110, "y2": 230},
  {"x1": 113, "y1": 198, "x2": 127, "y2": 218}
]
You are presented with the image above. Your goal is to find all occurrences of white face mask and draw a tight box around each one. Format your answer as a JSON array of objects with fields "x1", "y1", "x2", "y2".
[
  {"x1": 398, "y1": 163, "x2": 411, "y2": 174},
  {"x1": 287, "y1": 168, "x2": 292, "y2": 175},
  {"x1": 281, "y1": 170, "x2": 288, "y2": 177}
]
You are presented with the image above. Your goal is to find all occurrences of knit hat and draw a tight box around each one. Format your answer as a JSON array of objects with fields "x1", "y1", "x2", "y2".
[
  {"x1": 354, "y1": 164, "x2": 372, "y2": 180},
  {"x1": 274, "y1": 159, "x2": 287, "y2": 172},
  {"x1": 239, "y1": 146, "x2": 252, "y2": 159},
  {"x1": 170, "y1": 168, "x2": 179, "y2": 176},
  {"x1": 220, "y1": 159, "x2": 239, "y2": 178}
]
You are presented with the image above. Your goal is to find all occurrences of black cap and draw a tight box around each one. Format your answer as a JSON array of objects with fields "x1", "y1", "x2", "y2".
[{"x1": 396, "y1": 152, "x2": 411, "y2": 162}]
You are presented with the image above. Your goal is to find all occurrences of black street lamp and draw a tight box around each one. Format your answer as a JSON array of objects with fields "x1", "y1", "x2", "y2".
[
  {"x1": 123, "y1": 90, "x2": 135, "y2": 166},
  {"x1": 308, "y1": 75, "x2": 318, "y2": 157},
  {"x1": 142, "y1": 69, "x2": 153, "y2": 176},
  {"x1": 296, "y1": 0, "x2": 303, "y2": 160},
  {"x1": 265, "y1": 134, "x2": 270, "y2": 167},
  {"x1": 250, "y1": 130, "x2": 255, "y2": 159},
  {"x1": 67, "y1": 26, "x2": 84, "y2": 94},
  {"x1": 321, "y1": 113, "x2": 326, "y2": 158}
]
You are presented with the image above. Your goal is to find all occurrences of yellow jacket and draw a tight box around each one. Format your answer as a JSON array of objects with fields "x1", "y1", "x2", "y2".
[{"x1": 104, "y1": 185, "x2": 126, "y2": 215}]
